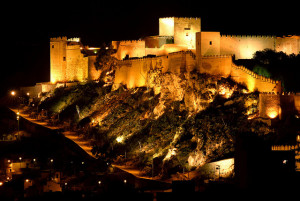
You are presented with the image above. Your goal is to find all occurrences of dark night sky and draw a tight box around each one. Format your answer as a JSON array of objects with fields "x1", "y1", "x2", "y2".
[{"x1": 1, "y1": 0, "x2": 299, "y2": 96}]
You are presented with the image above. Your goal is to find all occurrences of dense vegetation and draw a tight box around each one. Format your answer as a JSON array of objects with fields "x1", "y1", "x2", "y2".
[
  {"x1": 238, "y1": 49, "x2": 300, "y2": 92},
  {"x1": 37, "y1": 71, "x2": 272, "y2": 179}
]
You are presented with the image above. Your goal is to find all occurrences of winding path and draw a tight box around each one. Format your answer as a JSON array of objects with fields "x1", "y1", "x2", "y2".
[{"x1": 9, "y1": 108, "x2": 171, "y2": 183}]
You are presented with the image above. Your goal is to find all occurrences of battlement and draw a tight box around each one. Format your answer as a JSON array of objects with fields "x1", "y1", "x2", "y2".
[
  {"x1": 231, "y1": 64, "x2": 279, "y2": 84},
  {"x1": 221, "y1": 34, "x2": 276, "y2": 38},
  {"x1": 117, "y1": 50, "x2": 196, "y2": 64},
  {"x1": 259, "y1": 92, "x2": 299, "y2": 95},
  {"x1": 160, "y1": 17, "x2": 200, "y2": 21},
  {"x1": 119, "y1": 40, "x2": 145, "y2": 45},
  {"x1": 168, "y1": 50, "x2": 195, "y2": 57},
  {"x1": 118, "y1": 55, "x2": 164, "y2": 64},
  {"x1": 202, "y1": 54, "x2": 233, "y2": 58},
  {"x1": 50, "y1": 36, "x2": 67, "y2": 42},
  {"x1": 272, "y1": 144, "x2": 299, "y2": 151},
  {"x1": 67, "y1": 37, "x2": 80, "y2": 42}
]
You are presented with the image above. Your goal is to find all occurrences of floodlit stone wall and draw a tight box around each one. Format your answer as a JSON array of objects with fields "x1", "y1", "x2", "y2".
[
  {"x1": 113, "y1": 40, "x2": 146, "y2": 60},
  {"x1": 276, "y1": 35, "x2": 300, "y2": 55},
  {"x1": 113, "y1": 51, "x2": 196, "y2": 90},
  {"x1": 50, "y1": 37, "x2": 67, "y2": 83},
  {"x1": 66, "y1": 44, "x2": 88, "y2": 82},
  {"x1": 50, "y1": 37, "x2": 99, "y2": 83},
  {"x1": 230, "y1": 64, "x2": 281, "y2": 93},
  {"x1": 259, "y1": 92, "x2": 300, "y2": 119},
  {"x1": 197, "y1": 55, "x2": 232, "y2": 77},
  {"x1": 220, "y1": 35, "x2": 276, "y2": 59}
]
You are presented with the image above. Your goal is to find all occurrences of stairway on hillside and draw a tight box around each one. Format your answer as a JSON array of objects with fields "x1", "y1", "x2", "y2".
[{"x1": 62, "y1": 131, "x2": 94, "y2": 158}]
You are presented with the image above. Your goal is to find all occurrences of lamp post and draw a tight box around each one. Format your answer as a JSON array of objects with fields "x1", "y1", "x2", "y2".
[{"x1": 16, "y1": 112, "x2": 20, "y2": 140}]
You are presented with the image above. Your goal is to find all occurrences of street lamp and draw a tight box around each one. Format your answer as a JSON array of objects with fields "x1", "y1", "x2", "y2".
[{"x1": 16, "y1": 112, "x2": 20, "y2": 140}]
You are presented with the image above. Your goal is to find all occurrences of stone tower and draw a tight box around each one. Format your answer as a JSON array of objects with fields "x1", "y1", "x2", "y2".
[
  {"x1": 159, "y1": 17, "x2": 201, "y2": 49},
  {"x1": 50, "y1": 37, "x2": 67, "y2": 83}
]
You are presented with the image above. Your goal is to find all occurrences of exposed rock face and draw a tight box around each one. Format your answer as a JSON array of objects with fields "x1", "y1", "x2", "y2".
[{"x1": 39, "y1": 69, "x2": 268, "y2": 179}]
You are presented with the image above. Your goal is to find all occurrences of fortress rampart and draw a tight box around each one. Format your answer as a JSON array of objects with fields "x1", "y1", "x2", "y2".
[
  {"x1": 48, "y1": 17, "x2": 300, "y2": 121},
  {"x1": 220, "y1": 34, "x2": 276, "y2": 59},
  {"x1": 230, "y1": 63, "x2": 281, "y2": 93},
  {"x1": 259, "y1": 92, "x2": 300, "y2": 119},
  {"x1": 50, "y1": 37, "x2": 98, "y2": 83}
]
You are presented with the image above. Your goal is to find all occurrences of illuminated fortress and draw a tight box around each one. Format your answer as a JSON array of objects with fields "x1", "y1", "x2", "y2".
[{"x1": 45, "y1": 17, "x2": 300, "y2": 119}]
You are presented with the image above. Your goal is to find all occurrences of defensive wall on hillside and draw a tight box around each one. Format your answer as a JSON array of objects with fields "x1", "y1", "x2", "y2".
[
  {"x1": 259, "y1": 92, "x2": 300, "y2": 119},
  {"x1": 113, "y1": 51, "x2": 196, "y2": 90},
  {"x1": 45, "y1": 17, "x2": 300, "y2": 121},
  {"x1": 220, "y1": 35, "x2": 277, "y2": 59}
]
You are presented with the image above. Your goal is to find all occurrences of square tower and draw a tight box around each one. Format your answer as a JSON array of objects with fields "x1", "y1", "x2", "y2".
[
  {"x1": 50, "y1": 37, "x2": 67, "y2": 83},
  {"x1": 159, "y1": 17, "x2": 201, "y2": 49}
]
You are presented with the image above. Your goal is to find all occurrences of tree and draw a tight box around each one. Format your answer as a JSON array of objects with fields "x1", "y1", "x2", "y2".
[
  {"x1": 94, "y1": 43, "x2": 118, "y2": 83},
  {"x1": 252, "y1": 49, "x2": 300, "y2": 92}
]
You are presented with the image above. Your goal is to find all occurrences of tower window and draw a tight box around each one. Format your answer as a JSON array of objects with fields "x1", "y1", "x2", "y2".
[
  {"x1": 209, "y1": 41, "x2": 212, "y2": 45},
  {"x1": 52, "y1": 45, "x2": 54, "y2": 48},
  {"x1": 63, "y1": 57, "x2": 66, "y2": 61}
]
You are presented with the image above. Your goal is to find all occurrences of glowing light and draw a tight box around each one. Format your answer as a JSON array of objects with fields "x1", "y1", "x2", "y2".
[
  {"x1": 163, "y1": 148, "x2": 177, "y2": 161},
  {"x1": 11, "y1": 91, "x2": 15, "y2": 96},
  {"x1": 218, "y1": 85, "x2": 234, "y2": 99},
  {"x1": 25, "y1": 179, "x2": 30, "y2": 183},
  {"x1": 98, "y1": 181, "x2": 101, "y2": 185},
  {"x1": 267, "y1": 110, "x2": 278, "y2": 119},
  {"x1": 116, "y1": 136, "x2": 124, "y2": 143},
  {"x1": 246, "y1": 78, "x2": 256, "y2": 92},
  {"x1": 0, "y1": 182, "x2": 3, "y2": 186}
]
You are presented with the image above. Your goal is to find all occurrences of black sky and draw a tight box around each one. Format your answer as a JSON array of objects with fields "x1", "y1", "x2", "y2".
[{"x1": 1, "y1": 0, "x2": 299, "y2": 96}]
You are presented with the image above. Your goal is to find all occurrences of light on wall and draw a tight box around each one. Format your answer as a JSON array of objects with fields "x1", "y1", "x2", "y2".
[{"x1": 267, "y1": 110, "x2": 278, "y2": 119}]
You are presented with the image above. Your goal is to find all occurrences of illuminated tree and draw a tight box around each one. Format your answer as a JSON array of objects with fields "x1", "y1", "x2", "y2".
[
  {"x1": 94, "y1": 43, "x2": 118, "y2": 83},
  {"x1": 252, "y1": 49, "x2": 300, "y2": 92}
]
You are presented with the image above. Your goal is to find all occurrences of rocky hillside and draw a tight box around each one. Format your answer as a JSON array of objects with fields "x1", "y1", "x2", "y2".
[{"x1": 38, "y1": 70, "x2": 272, "y2": 179}]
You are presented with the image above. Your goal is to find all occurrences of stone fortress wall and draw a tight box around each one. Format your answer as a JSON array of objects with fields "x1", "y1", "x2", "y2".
[
  {"x1": 111, "y1": 17, "x2": 299, "y2": 119},
  {"x1": 50, "y1": 37, "x2": 99, "y2": 83},
  {"x1": 40, "y1": 17, "x2": 300, "y2": 119}
]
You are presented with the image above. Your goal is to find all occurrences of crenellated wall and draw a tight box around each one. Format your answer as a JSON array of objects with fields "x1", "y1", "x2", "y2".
[
  {"x1": 112, "y1": 40, "x2": 146, "y2": 60},
  {"x1": 230, "y1": 64, "x2": 281, "y2": 93},
  {"x1": 198, "y1": 55, "x2": 232, "y2": 77},
  {"x1": 276, "y1": 35, "x2": 300, "y2": 55},
  {"x1": 113, "y1": 51, "x2": 197, "y2": 90},
  {"x1": 220, "y1": 35, "x2": 276, "y2": 59}
]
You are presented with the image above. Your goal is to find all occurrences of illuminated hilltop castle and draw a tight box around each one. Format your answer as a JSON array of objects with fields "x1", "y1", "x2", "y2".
[
  {"x1": 23, "y1": 17, "x2": 298, "y2": 119},
  {"x1": 49, "y1": 17, "x2": 299, "y2": 93}
]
